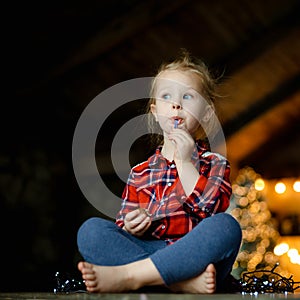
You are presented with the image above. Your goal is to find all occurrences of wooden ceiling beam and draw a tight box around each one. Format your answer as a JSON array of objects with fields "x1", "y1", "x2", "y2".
[
  {"x1": 212, "y1": 1, "x2": 300, "y2": 74},
  {"x1": 226, "y1": 91, "x2": 300, "y2": 179},
  {"x1": 216, "y1": 27, "x2": 300, "y2": 126},
  {"x1": 223, "y1": 74, "x2": 300, "y2": 137},
  {"x1": 47, "y1": 0, "x2": 192, "y2": 79}
]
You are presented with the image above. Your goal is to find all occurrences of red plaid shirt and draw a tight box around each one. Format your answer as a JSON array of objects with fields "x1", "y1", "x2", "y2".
[{"x1": 115, "y1": 141, "x2": 231, "y2": 244}]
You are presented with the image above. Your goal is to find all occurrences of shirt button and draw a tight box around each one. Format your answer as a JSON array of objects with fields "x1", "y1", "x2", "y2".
[
  {"x1": 161, "y1": 225, "x2": 166, "y2": 229},
  {"x1": 199, "y1": 211, "x2": 206, "y2": 218},
  {"x1": 167, "y1": 182, "x2": 172, "y2": 186}
]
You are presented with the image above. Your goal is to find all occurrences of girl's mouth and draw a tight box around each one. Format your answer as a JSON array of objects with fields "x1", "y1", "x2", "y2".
[{"x1": 173, "y1": 117, "x2": 183, "y2": 128}]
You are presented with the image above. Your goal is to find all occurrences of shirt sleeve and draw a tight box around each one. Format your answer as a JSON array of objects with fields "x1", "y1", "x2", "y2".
[
  {"x1": 182, "y1": 153, "x2": 231, "y2": 220},
  {"x1": 115, "y1": 170, "x2": 140, "y2": 228}
]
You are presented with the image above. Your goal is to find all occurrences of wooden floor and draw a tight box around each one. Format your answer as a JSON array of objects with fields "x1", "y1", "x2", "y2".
[{"x1": 0, "y1": 293, "x2": 300, "y2": 300}]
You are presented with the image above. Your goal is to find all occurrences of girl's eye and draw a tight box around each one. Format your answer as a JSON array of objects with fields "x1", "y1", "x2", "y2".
[
  {"x1": 183, "y1": 94, "x2": 192, "y2": 100},
  {"x1": 162, "y1": 94, "x2": 171, "y2": 100}
]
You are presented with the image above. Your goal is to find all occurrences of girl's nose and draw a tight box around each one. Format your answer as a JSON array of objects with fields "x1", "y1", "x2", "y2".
[{"x1": 172, "y1": 103, "x2": 182, "y2": 110}]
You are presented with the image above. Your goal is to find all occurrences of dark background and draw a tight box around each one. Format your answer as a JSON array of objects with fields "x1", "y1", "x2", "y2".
[{"x1": 2, "y1": 0, "x2": 300, "y2": 292}]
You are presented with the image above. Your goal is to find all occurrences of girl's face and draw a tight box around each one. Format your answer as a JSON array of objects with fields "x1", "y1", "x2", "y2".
[{"x1": 151, "y1": 70, "x2": 210, "y2": 138}]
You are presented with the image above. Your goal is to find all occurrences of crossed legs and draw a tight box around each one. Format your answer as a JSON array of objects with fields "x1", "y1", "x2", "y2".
[{"x1": 77, "y1": 213, "x2": 241, "y2": 294}]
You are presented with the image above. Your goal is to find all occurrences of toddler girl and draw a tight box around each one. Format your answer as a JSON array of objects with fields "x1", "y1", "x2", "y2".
[{"x1": 77, "y1": 50, "x2": 242, "y2": 294}]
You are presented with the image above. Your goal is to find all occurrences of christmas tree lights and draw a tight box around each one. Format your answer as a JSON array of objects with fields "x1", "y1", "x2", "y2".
[{"x1": 229, "y1": 167, "x2": 283, "y2": 277}]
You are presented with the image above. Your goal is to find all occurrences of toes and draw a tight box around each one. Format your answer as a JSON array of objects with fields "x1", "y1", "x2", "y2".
[
  {"x1": 206, "y1": 264, "x2": 216, "y2": 273},
  {"x1": 204, "y1": 264, "x2": 216, "y2": 293},
  {"x1": 77, "y1": 261, "x2": 84, "y2": 271},
  {"x1": 206, "y1": 286, "x2": 215, "y2": 294},
  {"x1": 78, "y1": 262, "x2": 96, "y2": 276},
  {"x1": 204, "y1": 281, "x2": 216, "y2": 294},
  {"x1": 205, "y1": 276, "x2": 215, "y2": 284},
  {"x1": 85, "y1": 280, "x2": 97, "y2": 288},
  {"x1": 82, "y1": 261, "x2": 93, "y2": 269},
  {"x1": 83, "y1": 273, "x2": 97, "y2": 280},
  {"x1": 87, "y1": 286, "x2": 99, "y2": 293},
  {"x1": 78, "y1": 261, "x2": 92, "y2": 271}
]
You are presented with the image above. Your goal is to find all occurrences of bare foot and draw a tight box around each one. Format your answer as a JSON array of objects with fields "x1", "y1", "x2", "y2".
[
  {"x1": 78, "y1": 258, "x2": 164, "y2": 293},
  {"x1": 77, "y1": 261, "x2": 132, "y2": 293},
  {"x1": 169, "y1": 264, "x2": 216, "y2": 294}
]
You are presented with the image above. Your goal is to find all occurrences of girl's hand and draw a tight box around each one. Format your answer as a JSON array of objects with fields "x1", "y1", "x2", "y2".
[
  {"x1": 168, "y1": 128, "x2": 195, "y2": 163},
  {"x1": 168, "y1": 128, "x2": 200, "y2": 197},
  {"x1": 123, "y1": 208, "x2": 152, "y2": 236}
]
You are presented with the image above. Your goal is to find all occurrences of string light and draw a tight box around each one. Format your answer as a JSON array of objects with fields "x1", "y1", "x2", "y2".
[
  {"x1": 230, "y1": 167, "x2": 280, "y2": 280},
  {"x1": 53, "y1": 271, "x2": 86, "y2": 294},
  {"x1": 293, "y1": 181, "x2": 300, "y2": 193},
  {"x1": 274, "y1": 182, "x2": 286, "y2": 194},
  {"x1": 274, "y1": 243, "x2": 289, "y2": 256},
  {"x1": 254, "y1": 178, "x2": 265, "y2": 191},
  {"x1": 239, "y1": 263, "x2": 300, "y2": 294}
]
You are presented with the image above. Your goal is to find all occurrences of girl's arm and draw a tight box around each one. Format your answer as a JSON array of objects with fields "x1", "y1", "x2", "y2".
[
  {"x1": 115, "y1": 170, "x2": 139, "y2": 228},
  {"x1": 115, "y1": 170, "x2": 152, "y2": 235},
  {"x1": 168, "y1": 128, "x2": 200, "y2": 196},
  {"x1": 168, "y1": 128, "x2": 231, "y2": 218}
]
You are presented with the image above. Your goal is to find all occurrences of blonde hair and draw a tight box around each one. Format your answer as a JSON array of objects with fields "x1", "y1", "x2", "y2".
[{"x1": 147, "y1": 49, "x2": 221, "y2": 147}]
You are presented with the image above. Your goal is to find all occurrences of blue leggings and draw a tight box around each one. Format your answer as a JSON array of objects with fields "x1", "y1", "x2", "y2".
[{"x1": 77, "y1": 213, "x2": 241, "y2": 290}]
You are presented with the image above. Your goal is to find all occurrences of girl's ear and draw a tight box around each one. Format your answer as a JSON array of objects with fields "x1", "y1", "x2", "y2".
[
  {"x1": 150, "y1": 104, "x2": 158, "y2": 121},
  {"x1": 202, "y1": 105, "x2": 214, "y2": 122}
]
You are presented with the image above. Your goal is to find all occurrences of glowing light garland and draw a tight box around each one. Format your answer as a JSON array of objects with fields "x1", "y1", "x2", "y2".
[
  {"x1": 239, "y1": 263, "x2": 300, "y2": 294},
  {"x1": 53, "y1": 271, "x2": 86, "y2": 294}
]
